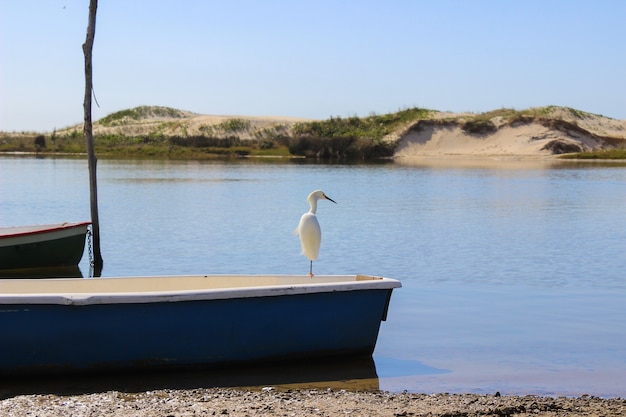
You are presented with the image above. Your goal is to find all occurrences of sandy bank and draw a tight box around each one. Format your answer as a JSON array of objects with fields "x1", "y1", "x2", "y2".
[
  {"x1": 395, "y1": 124, "x2": 564, "y2": 157},
  {"x1": 393, "y1": 119, "x2": 626, "y2": 158},
  {"x1": 390, "y1": 107, "x2": 626, "y2": 158}
]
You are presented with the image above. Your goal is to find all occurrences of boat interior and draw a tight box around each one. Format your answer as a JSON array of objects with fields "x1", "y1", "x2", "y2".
[{"x1": 0, "y1": 274, "x2": 388, "y2": 295}]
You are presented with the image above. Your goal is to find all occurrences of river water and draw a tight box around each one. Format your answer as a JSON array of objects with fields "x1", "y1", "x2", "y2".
[{"x1": 1, "y1": 155, "x2": 625, "y2": 397}]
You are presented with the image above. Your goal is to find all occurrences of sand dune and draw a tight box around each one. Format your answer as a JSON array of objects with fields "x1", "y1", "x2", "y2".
[
  {"x1": 394, "y1": 123, "x2": 593, "y2": 157},
  {"x1": 50, "y1": 105, "x2": 626, "y2": 158},
  {"x1": 87, "y1": 113, "x2": 313, "y2": 140},
  {"x1": 393, "y1": 109, "x2": 626, "y2": 158}
]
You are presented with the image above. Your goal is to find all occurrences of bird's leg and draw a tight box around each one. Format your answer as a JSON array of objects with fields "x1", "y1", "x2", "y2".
[{"x1": 309, "y1": 260, "x2": 314, "y2": 277}]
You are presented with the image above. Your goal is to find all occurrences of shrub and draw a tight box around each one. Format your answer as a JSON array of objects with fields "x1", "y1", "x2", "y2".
[
  {"x1": 461, "y1": 120, "x2": 497, "y2": 135},
  {"x1": 34, "y1": 135, "x2": 46, "y2": 148}
]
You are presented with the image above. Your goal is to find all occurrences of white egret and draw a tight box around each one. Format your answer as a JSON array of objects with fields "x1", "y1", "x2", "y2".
[{"x1": 295, "y1": 190, "x2": 336, "y2": 277}]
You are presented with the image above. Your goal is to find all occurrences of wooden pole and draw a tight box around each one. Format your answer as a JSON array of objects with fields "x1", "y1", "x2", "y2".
[{"x1": 83, "y1": 0, "x2": 103, "y2": 275}]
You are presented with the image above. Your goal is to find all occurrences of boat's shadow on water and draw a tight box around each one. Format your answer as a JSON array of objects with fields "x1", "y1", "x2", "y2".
[
  {"x1": 0, "y1": 357, "x2": 382, "y2": 399},
  {"x1": 0, "y1": 265, "x2": 84, "y2": 278},
  {"x1": 1, "y1": 356, "x2": 449, "y2": 399}
]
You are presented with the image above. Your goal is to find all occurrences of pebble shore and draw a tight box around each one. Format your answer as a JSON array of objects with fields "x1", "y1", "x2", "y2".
[{"x1": 2, "y1": 388, "x2": 625, "y2": 417}]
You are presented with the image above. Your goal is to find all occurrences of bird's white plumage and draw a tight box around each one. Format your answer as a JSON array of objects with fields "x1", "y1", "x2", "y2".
[
  {"x1": 295, "y1": 190, "x2": 336, "y2": 276},
  {"x1": 298, "y1": 212, "x2": 321, "y2": 261}
]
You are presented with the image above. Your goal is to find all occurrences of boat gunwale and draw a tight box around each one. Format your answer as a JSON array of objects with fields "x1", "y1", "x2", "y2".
[
  {"x1": 0, "y1": 221, "x2": 91, "y2": 239},
  {"x1": 0, "y1": 274, "x2": 401, "y2": 306}
]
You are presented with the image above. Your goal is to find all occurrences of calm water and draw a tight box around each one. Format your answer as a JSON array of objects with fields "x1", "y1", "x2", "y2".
[{"x1": 1, "y1": 155, "x2": 625, "y2": 397}]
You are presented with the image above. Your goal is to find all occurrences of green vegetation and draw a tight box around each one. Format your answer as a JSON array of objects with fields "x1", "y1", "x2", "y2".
[
  {"x1": 461, "y1": 119, "x2": 497, "y2": 134},
  {"x1": 293, "y1": 107, "x2": 431, "y2": 141},
  {"x1": 0, "y1": 107, "x2": 434, "y2": 159},
  {"x1": 98, "y1": 106, "x2": 190, "y2": 127},
  {"x1": 288, "y1": 107, "x2": 432, "y2": 158},
  {"x1": 217, "y1": 118, "x2": 251, "y2": 133},
  {"x1": 454, "y1": 106, "x2": 599, "y2": 126},
  {"x1": 0, "y1": 131, "x2": 292, "y2": 159}
]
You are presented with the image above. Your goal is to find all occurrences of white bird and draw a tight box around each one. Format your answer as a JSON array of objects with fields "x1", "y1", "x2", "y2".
[{"x1": 295, "y1": 190, "x2": 336, "y2": 277}]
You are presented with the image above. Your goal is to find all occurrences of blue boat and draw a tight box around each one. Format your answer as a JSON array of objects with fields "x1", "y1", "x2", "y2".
[{"x1": 0, "y1": 274, "x2": 400, "y2": 375}]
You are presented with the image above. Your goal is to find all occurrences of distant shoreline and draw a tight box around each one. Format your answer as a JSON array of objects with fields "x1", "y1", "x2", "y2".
[{"x1": 2, "y1": 105, "x2": 626, "y2": 159}]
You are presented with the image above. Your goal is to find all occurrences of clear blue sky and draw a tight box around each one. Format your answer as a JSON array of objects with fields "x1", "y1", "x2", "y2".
[{"x1": 1, "y1": 0, "x2": 625, "y2": 132}]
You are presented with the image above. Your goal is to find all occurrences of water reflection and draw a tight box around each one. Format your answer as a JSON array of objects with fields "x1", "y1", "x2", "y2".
[
  {"x1": 0, "y1": 355, "x2": 455, "y2": 399},
  {"x1": 393, "y1": 155, "x2": 626, "y2": 170},
  {"x1": 0, "y1": 265, "x2": 84, "y2": 278},
  {"x1": 0, "y1": 357, "x2": 380, "y2": 399}
]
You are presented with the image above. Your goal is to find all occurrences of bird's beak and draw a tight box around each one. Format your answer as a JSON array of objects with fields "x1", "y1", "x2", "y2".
[{"x1": 325, "y1": 195, "x2": 337, "y2": 204}]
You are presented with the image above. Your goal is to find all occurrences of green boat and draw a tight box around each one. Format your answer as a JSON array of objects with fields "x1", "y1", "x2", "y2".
[{"x1": 0, "y1": 221, "x2": 90, "y2": 271}]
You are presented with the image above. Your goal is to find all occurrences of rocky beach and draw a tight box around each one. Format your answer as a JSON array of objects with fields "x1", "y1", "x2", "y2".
[{"x1": 2, "y1": 387, "x2": 625, "y2": 417}]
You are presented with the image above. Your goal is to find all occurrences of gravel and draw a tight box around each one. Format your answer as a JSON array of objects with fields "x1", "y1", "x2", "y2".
[{"x1": 2, "y1": 388, "x2": 625, "y2": 417}]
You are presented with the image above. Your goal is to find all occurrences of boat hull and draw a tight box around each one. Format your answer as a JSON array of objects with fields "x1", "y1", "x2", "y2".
[
  {"x1": 0, "y1": 274, "x2": 400, "y2": 375},
  {"x1": 0, "y1": 222, "x2": 90, "y2": 270}
]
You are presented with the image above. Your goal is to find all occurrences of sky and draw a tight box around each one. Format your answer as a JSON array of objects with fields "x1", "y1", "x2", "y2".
[{"x1": 1, "y1": 1, "x2": 625, "y2": 132}]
